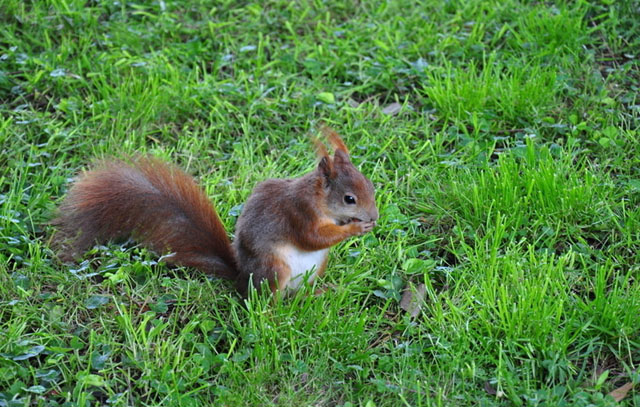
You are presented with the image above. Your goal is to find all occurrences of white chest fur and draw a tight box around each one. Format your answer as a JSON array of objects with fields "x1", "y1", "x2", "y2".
[{"x1": 277, "y1": 244, "x2": 329, "y2": 291}]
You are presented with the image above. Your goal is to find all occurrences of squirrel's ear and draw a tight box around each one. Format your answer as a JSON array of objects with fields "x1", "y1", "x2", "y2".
[
  {"x1": 318, "y1": 156, "x2": 333, "y2": 179},
  {"x1": 313, "y1": 135, "x2": 334, "y2": 179},
  {"x1": 333, "y1": 148, "x2": 351, "y2": 165}
]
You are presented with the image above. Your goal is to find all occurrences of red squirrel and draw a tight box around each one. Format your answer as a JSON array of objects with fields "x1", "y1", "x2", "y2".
[{"x1": 52, "y1": 128, "x2": 379, "y2": 295}]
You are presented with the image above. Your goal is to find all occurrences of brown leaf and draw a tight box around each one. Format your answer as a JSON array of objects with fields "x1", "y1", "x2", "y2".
[
  {"x1": 346, "y1": 98, "x2": 360, "y2": 108},
  {"x1": 381, "y1": 102, "x2": 402, "y2": 116},
  {"x1": 484, "y1": 381, "x2": 497, "y2": 396},
  {"x1": 399, "y1": 283, "x2": 426, "y2": 317},
  {"x1": 483, "y1": 381, "x2": 505, "y2": 398},
  {"x1": 608, "y1": 382, "x2": 634, "y2": 402}
]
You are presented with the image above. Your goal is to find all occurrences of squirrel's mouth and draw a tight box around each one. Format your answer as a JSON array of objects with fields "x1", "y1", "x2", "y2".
[{"x1": 338, "y1": 217, "x2": 361, "y2": 226}]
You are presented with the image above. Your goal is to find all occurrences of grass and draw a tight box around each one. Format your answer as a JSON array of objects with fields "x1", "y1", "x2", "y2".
[{"x1": 1, "y1": 0, "x2": 639, "y2": 405}]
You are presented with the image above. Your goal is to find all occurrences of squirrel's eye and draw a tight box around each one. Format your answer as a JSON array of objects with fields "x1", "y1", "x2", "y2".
[{"x1": 344, "y1": 195, "x2": 356, "y2": 205}]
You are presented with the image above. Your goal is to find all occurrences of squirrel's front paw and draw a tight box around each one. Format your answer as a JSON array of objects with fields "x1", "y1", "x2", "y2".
[{"x1": 349, "y1": 220, "x2": 376, "y2": 236}]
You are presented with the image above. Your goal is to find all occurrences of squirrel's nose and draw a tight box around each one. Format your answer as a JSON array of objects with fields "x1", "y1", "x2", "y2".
[{"x1": 369, "y1": 207, "x2": 379, "y2": 222}]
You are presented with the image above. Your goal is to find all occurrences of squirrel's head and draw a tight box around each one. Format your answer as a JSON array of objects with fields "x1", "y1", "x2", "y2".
[{"x1": 314, "y1": 127, "x2": 378, "y2": 226}]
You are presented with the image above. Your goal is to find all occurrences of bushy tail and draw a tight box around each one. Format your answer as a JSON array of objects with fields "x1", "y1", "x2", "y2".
[{"x1": 52, "y1": 157, "x2": 238, "y2": 279}]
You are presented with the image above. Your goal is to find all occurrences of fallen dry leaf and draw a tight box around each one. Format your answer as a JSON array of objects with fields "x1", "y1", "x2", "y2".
[
  {"x1": 484, "y1": 381, "x2": 497, "y2": 396},
  {"x1": 483, "y1": 381, "x2": 505, "y2": 398},
  {"x1": 608, "y1": 382, "x2": 634, "y2": 402},
  {"x1": 399, "y1": 283, "x2": 426, "y2": 317},
  {"x1": 347, "y1": 98, "x2": 360, "y2": 108},
  {"x1": 382, "y1": 102, "x2": 402, "y2": 116}
]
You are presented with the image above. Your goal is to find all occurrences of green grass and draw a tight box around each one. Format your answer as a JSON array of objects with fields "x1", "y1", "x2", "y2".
[{"x1": 1, "y1": 0, "x2": 639, "y2": 405}]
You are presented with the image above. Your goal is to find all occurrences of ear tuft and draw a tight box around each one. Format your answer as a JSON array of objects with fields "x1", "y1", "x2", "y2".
[
  {"x1": 311, "y1": 136, "x2": 329, "y2": 159},
  {"x1": 320, "y1": 125, "x2": 350, "y2": 155}
]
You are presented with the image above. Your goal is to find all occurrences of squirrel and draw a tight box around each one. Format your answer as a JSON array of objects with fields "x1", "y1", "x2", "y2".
[{"x1": 52, "y1": 128, "x2": 379, "y2": 295}]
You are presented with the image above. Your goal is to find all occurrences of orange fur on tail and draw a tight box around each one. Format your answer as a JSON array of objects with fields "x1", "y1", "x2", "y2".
[{"x1": 52, "y1": 157, "x2": 237, "y2": 279}]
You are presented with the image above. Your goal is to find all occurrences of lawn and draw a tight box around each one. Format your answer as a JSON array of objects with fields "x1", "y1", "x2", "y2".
[{"x1": 1, "y1": 0, "x2": 639, "y2": 405}]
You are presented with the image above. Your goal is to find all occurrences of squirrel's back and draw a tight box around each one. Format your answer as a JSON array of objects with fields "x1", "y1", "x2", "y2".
[{"x1": 52, "y1": 157, "x2": 237, "y2": 279}]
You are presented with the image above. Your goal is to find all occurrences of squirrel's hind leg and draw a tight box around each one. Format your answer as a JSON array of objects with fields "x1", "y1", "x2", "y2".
[{"x1": 236, "y1": 254, "x2": 292, "y2": 296}]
